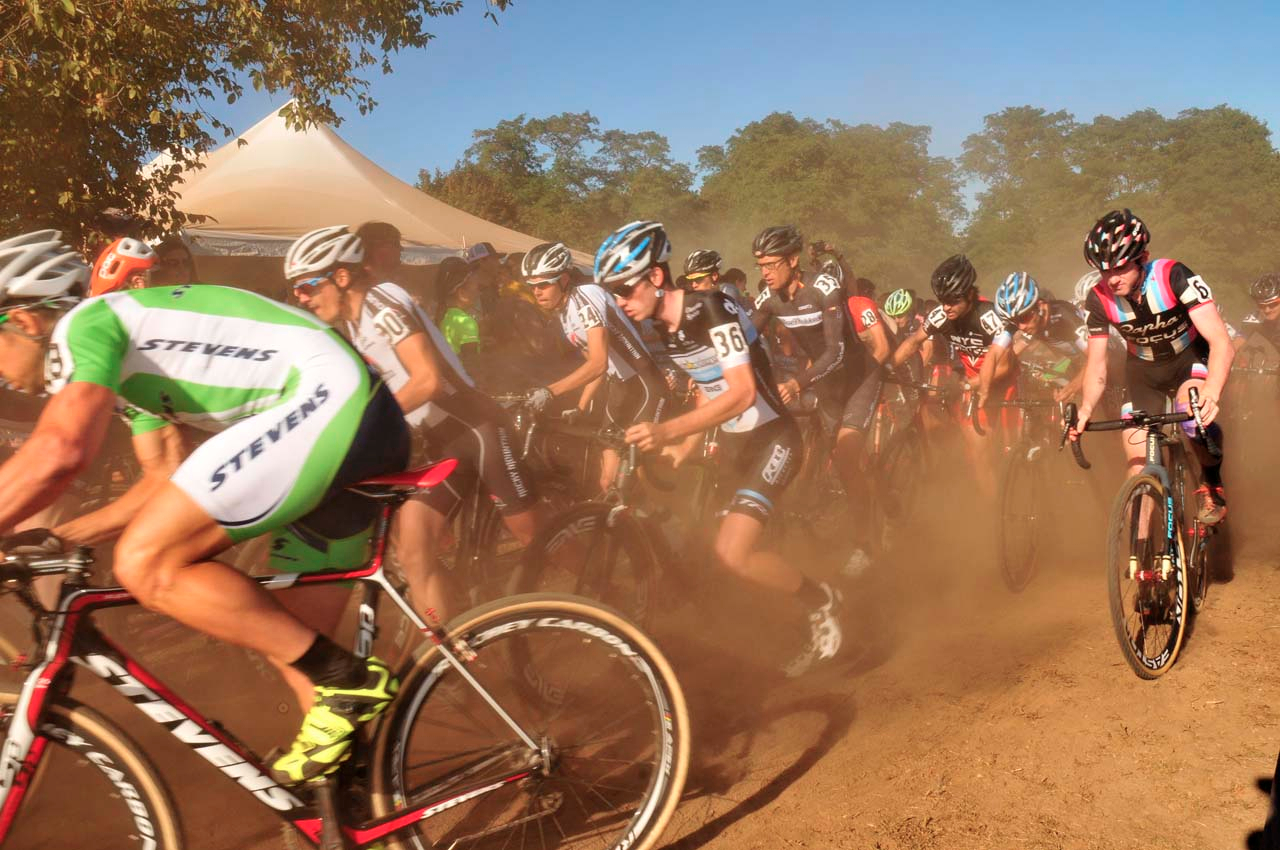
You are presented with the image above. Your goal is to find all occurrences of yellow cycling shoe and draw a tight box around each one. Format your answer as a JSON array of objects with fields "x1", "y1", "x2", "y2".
[{"x1": 270, "y1": 656, "x2": 399, "y2": 785}]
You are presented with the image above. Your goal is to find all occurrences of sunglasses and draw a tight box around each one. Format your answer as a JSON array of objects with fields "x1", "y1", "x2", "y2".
[
  {"x1": 609, "y1": 272, "x2": 650, "y2": 298},
  {"x1": 291, "y1": 273, "x2": 334, "y2": 296}
]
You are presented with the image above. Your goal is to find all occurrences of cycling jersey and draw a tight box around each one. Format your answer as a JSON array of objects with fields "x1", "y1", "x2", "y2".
[
  {"x1": 1084, "y1": 259, "x2": 1214, "y2": 362},
  {"x1": 656, "y1": 290, "x2": 786, "y2": 434},
  {"x1": 559, "y1": 283, "x2": 662, "y2": 383},
  {"x1": 753, "y1": 274, "x2": 866, "y2": 391},
  {"x1": 1009, "y1": 300, "x2": 1086, "y2": 387},
  {"x1": 923, "y1": 297, "x2": 1011, "y2": 378},
  {"x1": 347, "y1": 281, "x2": 535, "y2": 514},
  {"x1": 348, "y1": 282, "x2": 476, "y2": 429},
  {"x1": 846, "y1": 295, "x2": 882, "y2": 335},
  {"x1": 440, "y1": 306, "x2": 480, "y2": 354},
  {"x1": 47, "y1": 286, "x2": 408, "y2": 541}
]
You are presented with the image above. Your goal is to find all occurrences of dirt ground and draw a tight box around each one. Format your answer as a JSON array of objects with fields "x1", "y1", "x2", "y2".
[{"x1": 7, "y1": 425, "x2": 1280, "y2": 850}]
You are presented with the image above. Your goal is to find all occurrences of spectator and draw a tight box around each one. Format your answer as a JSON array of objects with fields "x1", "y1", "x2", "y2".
[
  {"x1": 440, "y1": 264, "x2": 482, "y2": 363},
  {"x1": 151, "y1": 235, "x2": 199, "y2": 286},
  {"x1": 356, "y1": 221, "x2": 404, "y2": 284}
]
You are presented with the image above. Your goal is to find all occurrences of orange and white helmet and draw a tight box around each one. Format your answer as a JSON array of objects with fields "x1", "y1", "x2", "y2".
[{"x1": 90, "y1": 237, "x2": 156, "y2": 296}]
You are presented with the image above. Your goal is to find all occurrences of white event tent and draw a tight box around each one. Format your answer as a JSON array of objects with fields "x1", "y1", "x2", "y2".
[{"x1": 156, "y1": 103, "x2": 589, "y2": 292}]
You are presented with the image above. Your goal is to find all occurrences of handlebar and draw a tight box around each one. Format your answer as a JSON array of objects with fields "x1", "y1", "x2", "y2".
[{"x1": 1059, "y1": 387, "x2": 1220, "y2": 470}]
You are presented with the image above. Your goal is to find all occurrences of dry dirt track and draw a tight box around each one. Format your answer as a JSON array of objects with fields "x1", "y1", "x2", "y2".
[{"x1": 7, "y1": 440, "x2": 1280, "y2": 850}]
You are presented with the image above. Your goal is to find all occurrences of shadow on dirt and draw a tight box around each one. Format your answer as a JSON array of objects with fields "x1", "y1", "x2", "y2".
[{"x1": 1246, "y1": 748, "x2": 1280, "y2": 849}]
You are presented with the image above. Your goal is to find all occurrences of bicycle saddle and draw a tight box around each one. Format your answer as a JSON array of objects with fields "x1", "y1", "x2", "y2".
[{"x1": 351, "y1": 458, "x2": 459, "y2": 498}]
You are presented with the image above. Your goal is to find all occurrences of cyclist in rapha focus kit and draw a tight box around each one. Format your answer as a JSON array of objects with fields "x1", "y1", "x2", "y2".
[
  {"x1": 1069, "y1": 209, "x2": 1234, "y2": 523},
  {"x1": 0, "y1": 229, "x2": 406, "y2": 787},
  {"x1": 604, "y1": 220, "x2": 844, "y2": 677}
]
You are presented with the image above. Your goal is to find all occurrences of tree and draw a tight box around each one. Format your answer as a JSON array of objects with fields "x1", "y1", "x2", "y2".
[
  {"x1": 696, "y1": 113, "x2": 964, "y2": 289},
  {"x1": 421, "y1": 112, "x2": 701, "y2": 251},
  {"x1": 0, "y1": 0, "x2": 508, "y2": 245}
]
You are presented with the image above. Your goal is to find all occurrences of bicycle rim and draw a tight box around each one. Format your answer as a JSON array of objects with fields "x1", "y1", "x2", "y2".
[
  {"x1": 372, "y1": 594, "x2": 689, "y2": 850},
  {"x1": 998, "y1": 443, "x2": 1041, "y2": 592},
  {"x1": 0, "y1": 690, "x2": 183, "y2": 849},
  {"x1": 1106, "y1": 475, "x2": 1188, "y2": 679},
  {"x1": 513, "y1": 503, "x2": 657, "y2": 627}
]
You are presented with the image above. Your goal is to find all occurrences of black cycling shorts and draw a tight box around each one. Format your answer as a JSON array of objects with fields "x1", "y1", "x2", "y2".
[
  {"x1": 410, "y1": 391, "x2": 538, "y2": 517},
  {"x1": 604, "y1": 373, "x2": 669, "y2": 427},
  {"x1": 1123, "y1": 339, "x2": 1210, "y2": 417},
  {"x1": 718, "y1": 418, "x2": 803, "y2": 525}
]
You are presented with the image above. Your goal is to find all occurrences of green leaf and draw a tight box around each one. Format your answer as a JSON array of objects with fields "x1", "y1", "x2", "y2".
[{"x1": 60, "y1": 0, "x2": 75, "y2": 13}]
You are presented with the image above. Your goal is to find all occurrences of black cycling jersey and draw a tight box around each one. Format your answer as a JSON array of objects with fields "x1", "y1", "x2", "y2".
[
  {"x1": 923, "y1": 297, "x2": 1011, "y2": 378},
  {"x1": 1008, "y1": 300, "x2": 1086, "y2": 386},
  {"x1": 1084, "y1": 259, "x2": 1214, "y2": 363},
  {"x1": 752, "y1": 274, "x2": 865, "y2": 392},
  {"x1": 656, "y1": 289, "x2": 787, "y2": 434}
]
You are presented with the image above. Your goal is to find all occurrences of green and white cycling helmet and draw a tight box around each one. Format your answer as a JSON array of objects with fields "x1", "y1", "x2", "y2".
[
  {"x1": 883, "y1": 288, "x2": 915, "y2": 318},
  {"x1": 0, "y1": 230, "x2": 87, "y2": 321}
]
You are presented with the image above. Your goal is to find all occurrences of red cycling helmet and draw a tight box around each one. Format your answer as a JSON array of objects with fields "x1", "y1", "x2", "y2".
[{"x1": 91, "y1": 237, "x2": 156, "y2": 296}]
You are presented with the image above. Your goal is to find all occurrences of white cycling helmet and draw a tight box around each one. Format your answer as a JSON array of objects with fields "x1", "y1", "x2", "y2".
[
  {"x1": 522, "y1": 242, "x2": 574, "y2": 283},
  {"x1": 1072, "y1": 270, "x2": 1101, "y2": 309},
  {"x1": 284, "y1": 226, "x2": 364, "y2": 279},
  {"x1": 0, "y1": 230, "x2": 88, "y2": 307}
]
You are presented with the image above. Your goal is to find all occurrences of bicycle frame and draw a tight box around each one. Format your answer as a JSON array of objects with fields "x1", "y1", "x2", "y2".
[{"x1": 0, "y1": 496, "x2": 542, "y2": 848}]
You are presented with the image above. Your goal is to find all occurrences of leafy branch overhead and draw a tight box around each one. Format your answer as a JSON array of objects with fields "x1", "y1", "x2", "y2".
[{"x1": 0, "y1": 0, "x2": 511, "y2": 244}]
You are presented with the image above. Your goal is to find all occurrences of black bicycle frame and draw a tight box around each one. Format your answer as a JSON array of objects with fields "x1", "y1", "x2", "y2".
[{"x1": 0, "y1": 498, "x2": 539, "y2": 848}]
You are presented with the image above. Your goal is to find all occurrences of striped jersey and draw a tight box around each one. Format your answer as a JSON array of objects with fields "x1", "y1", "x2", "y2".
[
  {"x1": 1083, "y1": 259, "x2": 1213, "y2": 362},
  {"x1": 558, "y1": 283, "x2": 661, "y2": 382}
]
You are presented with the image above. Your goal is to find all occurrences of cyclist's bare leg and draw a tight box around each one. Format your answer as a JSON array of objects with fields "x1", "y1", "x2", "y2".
[
  {"x1": 394, "y1": 496, "x2": 459, "y2": 623},
  {"x1": 712, "y1": 512, "x2": 803, "y2": 594},
  {"x1": 114, "y1": 482, "x2": 318, "y2": 707},
  {"x1": 599, "y1": 447, "x2": 620, "y2": 496}
]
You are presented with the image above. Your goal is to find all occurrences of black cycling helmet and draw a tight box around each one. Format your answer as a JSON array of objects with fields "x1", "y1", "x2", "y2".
[
  {"x1": 1083, "y1": 208, "x2": 1150, "y2": 271},
  {"x1": 684, "y1": 249, "x2": 722, "y2": 279},
  {"x1": 1251, "y1": 272, "x2": 1280, "y2": 305},
  {"x1": 930, "y1": 254, "x2": 977, "y2": 301},
  {"x1": 818, "y1": 258, "x2": 844, "y2": 284},
  {"x1": 752, "y1": 225, "x2": 804, "y2": 258}
]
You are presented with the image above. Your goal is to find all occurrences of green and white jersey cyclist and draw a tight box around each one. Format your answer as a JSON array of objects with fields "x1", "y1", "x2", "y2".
[
  {"x1": 992, "y1": 271, "x2": 1087, "y2": 401},
  {"x1": 0, "y1": 229, "x2": 406, "y2": 788}
]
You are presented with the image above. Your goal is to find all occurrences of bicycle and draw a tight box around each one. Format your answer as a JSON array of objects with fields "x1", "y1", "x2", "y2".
[
  {"x1": 0, "y1": 459, "x2": 690, "y2": 850},
  {"x1": 1062, "y1": 388, "x2": 1221, "y2": 679}
]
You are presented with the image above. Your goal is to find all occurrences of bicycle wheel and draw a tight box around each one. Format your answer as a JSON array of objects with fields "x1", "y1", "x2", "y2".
[
  {"x1": 512, "y1": 503, "x2": 658, "y2": 627},
  {"x1": 0, "y1": 689, "x2": 183, "y2": 849},
  {"x1": 1106, "y1": 474, "x2": 1188, "y2": 679},
  {"x1": 870, "y1": 428, "x2": 927, "y2": 552},
  {"x1": 998, "y1": 440, "x2": 1044, "y2": 592},
  {"x1": 371, "y1": 594, "x2": 690, "y2": 850}
]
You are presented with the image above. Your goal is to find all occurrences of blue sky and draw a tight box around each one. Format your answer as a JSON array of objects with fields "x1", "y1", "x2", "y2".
[{"x1": 214, "y1": 0, "x2": 1280, "y2": 185}]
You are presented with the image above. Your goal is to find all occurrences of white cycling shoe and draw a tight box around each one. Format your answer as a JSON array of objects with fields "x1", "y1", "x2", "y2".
[{"x1": 782, "y1": 582, "x2": 844, "y2": 678}]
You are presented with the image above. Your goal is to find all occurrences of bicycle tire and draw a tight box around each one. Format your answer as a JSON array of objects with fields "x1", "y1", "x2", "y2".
[
  {"x1": 998, "y1": 441, "x2": 1043, "y2": 593},
  {"x1": 511, "y1": 502, "x2": 658, "y2": 627},
  {"x1": 370, "y1": 593, "x2": 690, "y2": 850},
  {"x1": 0, "y1": 688, "x2": 183, "y2": 849},
  {"x1": 1105, "y1": 474, "x2": 1188, "y2": 679},
  {"x1": 870, "y1": 428, "x2": 927, "y2": 551}
]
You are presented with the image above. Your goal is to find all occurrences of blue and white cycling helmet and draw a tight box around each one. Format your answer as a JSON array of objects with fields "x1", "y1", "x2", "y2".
[
  {"x1": 594, "y1": 221, "x2": 671, "y2": 287},
  {"x1": 994, "y1": 271, "x2": 1040, "y2": 320}
]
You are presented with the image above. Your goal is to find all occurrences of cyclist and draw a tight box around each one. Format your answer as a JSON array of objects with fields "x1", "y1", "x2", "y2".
[
  {"x1": 1239, "y1": 273, "x2": 1280, "y2": 365},
  {"x1": 891, "y1": 255, "x2": 1015, "y2": 497},
  {"x1": 0, "y1": 228, "x2": 407, "y2": 785},
  {"x1": 683, "y1": 248, "x2": 753, "y2": 315},
  {"x1": 289, "y1": 226, "x2": 541, "y2": 622},
  {"x1": 603, "y1": 220, "x2": 843, "y2": 676},
  {"x1": 1069, "y1": 209, "x2": 1234, "y2": 523},
  {"x1": 522, "y1": 240, "x2": 671, "y2": 494},
  {"x1": 750, "y1": 226, "x2": 877, "y2": 574},
  {"x1": 991, "y1": 271, "x2": 1086, "y2": 402}
]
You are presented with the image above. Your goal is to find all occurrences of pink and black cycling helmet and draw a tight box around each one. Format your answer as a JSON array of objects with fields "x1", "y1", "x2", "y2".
[{"x1": 1083, "y1": 209, "x2": 1150, "y2": 271}]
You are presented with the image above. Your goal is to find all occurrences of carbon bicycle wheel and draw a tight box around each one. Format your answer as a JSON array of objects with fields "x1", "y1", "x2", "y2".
[
  {"x1": 511, "y1": 502, "x2": 657, "y2": 627},
  {"x1": 998, "y1": 440, "x2": 1044, "y2": 592},
  {"x1": 371, "y1": 594, "x2": 690, "y2": 850},
  {"x1": 0, "y1": 689, "x2": 183, "y2": 849},
  {"x1": 1106, "y1": 473, "x2": 1188, "y2": 679},
  {"x1": 1169, "y1": 446, "x2": 1211, "y2": 613}
]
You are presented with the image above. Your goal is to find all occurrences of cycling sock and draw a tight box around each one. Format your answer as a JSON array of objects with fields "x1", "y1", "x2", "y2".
[
  {"x1": 290, "y1": 634, "x2": 364, "y2": 688},
  {"x1": 1202, "y1": 462, "x2": 1223, "y2": 489},
  {"x1": 796, "y1": 577, "x2": 828, "y2": 610}
]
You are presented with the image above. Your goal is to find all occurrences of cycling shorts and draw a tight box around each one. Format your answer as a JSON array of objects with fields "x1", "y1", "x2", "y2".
[
  {"x1": 409, "y1": 391, "x2": 537, "y2": 518},
  {"x1": 171, "y1": 359, "x2": 410, "y2": 543},
  {"x1": 1123, "y1": 338, "x2": 1210, "y2": 417},
  {"x1": 816, "y1": 366, "x2": 882, "y2": 434},
  {"x1": 605, "y1": 372, "x2": 669, "y2": 428},
  {"x1": 718, "y1": 417, "x2": 802, "y2": 525}
]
